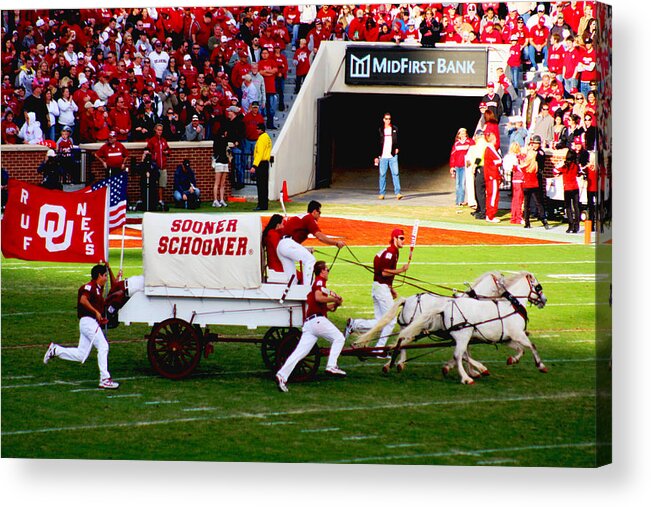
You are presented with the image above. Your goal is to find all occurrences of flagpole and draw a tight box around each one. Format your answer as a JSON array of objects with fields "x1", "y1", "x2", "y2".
[{"x1": 119, "y1": 224, "x2": 126, "y2": 275}]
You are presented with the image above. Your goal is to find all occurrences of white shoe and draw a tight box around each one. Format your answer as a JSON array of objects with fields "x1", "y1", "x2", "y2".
[
  {"x1": 220, "y1": 199, "x2": 228, "y2": 207},
  {"x1": 99, "y1": 378, "x2": 120, "y2": 389},
  {"x1": 344, "y1": 318, "x2": 354, "y2": 339},
  {"x1": 43, "y1": 342, "x2": 56, "y2": 364},
  {"x1": 275, "y1": 373, "x2": 288, "y2": 393},
  {"x1": 325, "y1": 366, "x2": 347, "y2": 377},
  {"x1": 486, "y1": 217, "x2": 500, "y2": 223},
  {"x1": 212, "y1": 200, "x2": 222, "y2": 207}
]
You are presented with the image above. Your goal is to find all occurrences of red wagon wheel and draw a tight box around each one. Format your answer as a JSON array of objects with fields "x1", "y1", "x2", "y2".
[
  {"x1": 275, "y1": 332, "x2": 321, "y2": 383},
  {"x1": 261, "y1": 327, "x2": 300, "y2": 371},
  {"x1": 147, "y1": 318, "x2": 203, "y2": 380}
]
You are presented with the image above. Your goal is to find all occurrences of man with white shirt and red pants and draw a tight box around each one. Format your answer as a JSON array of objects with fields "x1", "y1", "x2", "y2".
[
  {"x1": 344, "y1": 228, "x2": 410, "y2": 355},
  {"x1": 277, "y1": 200, "x2": 345, "y2": 286},
  {"x1": 484, "y1": 131, "x2": 503, "y2": 223},
  {"x1": 275, "y1": 261, "x2": 347, "y2": 392}
]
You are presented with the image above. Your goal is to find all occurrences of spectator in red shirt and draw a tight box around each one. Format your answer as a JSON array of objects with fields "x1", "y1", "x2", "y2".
[
  {"x1": 273, "y1": 44, "x2": 288, "y2": 111},
  {"x1": 553, "y1": 139, "x2": 585, "y2": 233},
  {"x1": 1, "y1": 110, "x2": 20, "y2": 144},
  {"x1": 527, "y1": 16, "x2": 550, "y2": 71},
  {"x1": 258, "y1": 47, "x2": 278, "y2": 130},
  {"x1": 146, "y1": 123, "x2": 170, "y2": 205},
  {"x1": 347, "y1": 9, "x2": 366, "y2": 41},
  {"x1": 94, "y1": 130, "x2": 129, "y2": 177},
  {"x1": 293, "y1": 38, "x2": 310, "y2": 94}
]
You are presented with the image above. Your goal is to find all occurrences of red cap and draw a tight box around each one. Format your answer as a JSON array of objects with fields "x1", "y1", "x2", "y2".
[{"x1": 391, "y1": 228, "x2": 405, "y2": 241}]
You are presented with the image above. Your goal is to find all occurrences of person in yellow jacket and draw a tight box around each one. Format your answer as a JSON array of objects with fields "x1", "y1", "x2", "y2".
[{"x1": 250, "y1": 122, "x2": 273, "y2": 210}]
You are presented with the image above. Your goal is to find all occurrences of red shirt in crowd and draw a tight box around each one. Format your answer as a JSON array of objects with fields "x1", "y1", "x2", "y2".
[
  {"x1": 483, "y1": 144, "x2": 503, "y2": 182},
  {"x1": 96, "y1": 140, "x2": 129, "y2": 169}
]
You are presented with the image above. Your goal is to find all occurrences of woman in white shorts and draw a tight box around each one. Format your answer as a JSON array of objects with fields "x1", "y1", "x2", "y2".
[{"x1": 211, "y1": 124, "x2": 230, "y2": 207}]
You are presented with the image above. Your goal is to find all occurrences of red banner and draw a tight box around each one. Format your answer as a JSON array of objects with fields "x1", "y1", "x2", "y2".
[{"x1": 1, "y1": 179, "x2": 108, "y2": 263}]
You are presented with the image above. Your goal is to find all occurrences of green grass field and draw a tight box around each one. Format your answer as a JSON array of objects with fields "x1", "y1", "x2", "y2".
[{"x1": 1, "y1": 217, "x2": 611, "y2": 466}]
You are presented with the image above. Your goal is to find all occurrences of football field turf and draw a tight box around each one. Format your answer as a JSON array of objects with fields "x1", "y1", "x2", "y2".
[{"x1": 1, "y1": 236, "x2": 609, "y2": 466}]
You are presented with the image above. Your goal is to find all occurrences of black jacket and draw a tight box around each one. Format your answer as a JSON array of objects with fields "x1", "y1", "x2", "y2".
[{"x1": 378, "y1": 124, "x2": 399, "y2": 157}]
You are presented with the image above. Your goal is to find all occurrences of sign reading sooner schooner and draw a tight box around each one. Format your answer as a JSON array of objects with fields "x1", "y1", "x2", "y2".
[{"x1": 345, "y1": 46, "x2": 488, "y2": 87}]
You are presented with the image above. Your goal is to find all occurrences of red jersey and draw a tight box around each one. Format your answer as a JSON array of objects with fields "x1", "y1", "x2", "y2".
[
  {"x1": 108, "y1": 108, "x2": 132, "y2": 141},
  {"x1": 305, "y1": 275, "x2": 329, "y2": 318},
  {"x1": 264, "y1": 228, "x2": 283, "y2": 272},
  {"x1": 449, "y1": 138, "x2": 473, "y2": 168},
  {"x1": 483, "y1": 144, "x2": 503, "y2": 182},
  {"x1": 77, "y1": 279, "x2": 105, "y2": 319},
  {"x1": 243, "y1": 111, "x2": 264, "y2": 140},
  {"x1": 56, "y1": 137, "x2": 75, "y2": 157},
  {"x1": 547, "y1": 45, "x2": 566, "y2": 74},
  {"x1": 283, "y1": 213, "x2": 320, "y2": 244},
  {"x1": 586, "y1": 165, "x2": 598, "y2": 192},
  {"x1": 578, "y1": 46, "x2": 597, "y2": 82},
  {"x1": 293, "y1": 47, "x2": 311, "y2": 77},
  {"x1": 146, "y1": 134, "x2": 170, "y2": 170},
  {"x1": 96, "y1": 141, "x2": 129, "y2": 169},
  {"x1": 556, "y1": 161, "x2": 580, "y2": 191},
  {"x1": 562, "y1": 47, "x2": 582, "y2": 79},
  {"x1": 258, "y1": 58, "x2": 277, "y2": 94},
  {"x1": 373, "y1": 244, "x2": 399, "y2": 287},
  {"x1": 507, "y1": 43, "x2": 523, "y2": 67},
  {"x1": 527, "y1": 24, "x2": 549, "y2": 46}
]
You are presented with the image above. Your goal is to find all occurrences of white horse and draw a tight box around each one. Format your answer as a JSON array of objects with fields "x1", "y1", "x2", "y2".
[
  {"x1": 354, "y1": 271, "x2": 519, "y2": 375},
  {"x1": 395, "y1": 272, "x2": 548, "y2": 384}
]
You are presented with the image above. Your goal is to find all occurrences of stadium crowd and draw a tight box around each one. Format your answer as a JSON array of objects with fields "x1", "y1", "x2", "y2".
[{"x1": 2, "y1": 3, "x2": 604, "y2": 146}]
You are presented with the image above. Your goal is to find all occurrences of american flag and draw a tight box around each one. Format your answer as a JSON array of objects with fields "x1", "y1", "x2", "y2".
[{"x1": 90, "y1": 172, "x2": 128, "y2": 229}]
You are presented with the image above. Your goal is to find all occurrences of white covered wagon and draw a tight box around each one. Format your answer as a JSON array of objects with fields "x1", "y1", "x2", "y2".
[{"x1": 119, "y1": 213, "x2": 310, "y2": 379}]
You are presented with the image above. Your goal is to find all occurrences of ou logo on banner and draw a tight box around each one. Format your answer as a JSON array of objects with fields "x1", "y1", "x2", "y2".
[{"x1": 37, "y1": 204, "x2": 74, "y2": 252}]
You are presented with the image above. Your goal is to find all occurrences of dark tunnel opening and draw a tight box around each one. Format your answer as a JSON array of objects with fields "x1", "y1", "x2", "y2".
[{"x1": 326, "y1": 93, "x2": 482, "y2": 173}]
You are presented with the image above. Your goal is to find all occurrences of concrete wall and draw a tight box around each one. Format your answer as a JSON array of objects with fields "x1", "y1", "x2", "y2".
[
  {"x1": 271, "y1": 41, "x2": 510, "y2": 199},
  {"x1": 1, "y1": 141, "x2": 221, "y2": 204}
]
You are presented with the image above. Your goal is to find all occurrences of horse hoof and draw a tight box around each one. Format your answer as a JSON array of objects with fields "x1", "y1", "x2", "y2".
[
  {"x1": 382, "y1": 365, "x2": 390, "y2": 374},
  {"x1": 507, "y1": 356, "x2": 515, "y2": 365},
  {"x1": 539, "y1": 366, "x2": 549, "y2": 373},
  {"x1": 462, "y1": 378, "x2": 475, "y2": 385},
  {"x1": 481, "y1": 370, "x2": 491, "y2": 377},
  {"x1": 442, "y1": 366, "x2": 449, "y2": 377},
  {"x1": 397, "y1": 363, "x2": 405, "y2": 373}
]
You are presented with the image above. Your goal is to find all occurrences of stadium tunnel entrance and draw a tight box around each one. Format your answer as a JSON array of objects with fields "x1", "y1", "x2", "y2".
[{"x1": 316, "y1": 93, "x2": 480, "y2": 193}]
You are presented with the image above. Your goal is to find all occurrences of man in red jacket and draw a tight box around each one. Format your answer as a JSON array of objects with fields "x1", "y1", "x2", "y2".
[
  {"x1": 95, "y1": 130, "x2": 129, "y2": 178},
  {"x1": 146, "y1": 123, "x2": 170, "y2": 205},
  {"x1": 483, "y1": 131, "x2": 503, "y2": 223}
]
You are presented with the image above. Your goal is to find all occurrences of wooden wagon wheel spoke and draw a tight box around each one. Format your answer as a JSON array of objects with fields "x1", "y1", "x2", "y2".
[
  {"x1": 261, "y1": 327, "x2": 300, "y2": 370},
  {"x1": 147, "y1": 318, "x2": 203, "y2": 380},
  {"x1": 275, "y1": 333, "x2": 321, "y2": 383}
]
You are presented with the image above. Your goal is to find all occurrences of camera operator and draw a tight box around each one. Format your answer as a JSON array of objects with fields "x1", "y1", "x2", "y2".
[
  {"x1": 161, "y1": 108, "x2": 183, "y2": 141},
  {"x1": 136, "y1": 149, "x2": 160, "y2": 212}
]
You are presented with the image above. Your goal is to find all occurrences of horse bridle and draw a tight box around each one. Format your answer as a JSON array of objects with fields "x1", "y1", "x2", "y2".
[{"x1": 524, "y1": 273, "x2": 545, "y2": 307}]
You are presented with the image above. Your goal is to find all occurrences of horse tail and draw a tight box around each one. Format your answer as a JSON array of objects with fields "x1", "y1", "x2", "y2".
[
  {"x1": 354, "y1": 297, "x2": 406, "y2": 347},
  {"x1": 398, "y1": 299, "x2": 448, "y2": 346}
]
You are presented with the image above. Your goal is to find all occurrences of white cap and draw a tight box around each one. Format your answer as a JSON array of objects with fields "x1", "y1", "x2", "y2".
[
  {"x1": 78, "y1": 74, "x2": 88, "y2": 85},
  {"x1": 93, "y1": 99, "x2": 105, "y2": 108},
  {"x1": 183, "y1": 54, "x2": 192, "y2": 60},
  {"x1": 537, "y1": 4, "x2": 545, "y2": 11},
  {"x1": 46, "y1": 149, "x2": 56, "y2": 157},
  {"x1": 48, "y1": 42, "x2": 57, "y2": 50},
  {"x1": 36, "y1": 19, "x2": 45, "y2": 27}
]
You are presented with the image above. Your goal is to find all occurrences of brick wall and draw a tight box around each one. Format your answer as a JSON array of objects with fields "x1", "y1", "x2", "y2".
[{"x1": 1, "y1": 141, "x2": 229, "y2": 204}]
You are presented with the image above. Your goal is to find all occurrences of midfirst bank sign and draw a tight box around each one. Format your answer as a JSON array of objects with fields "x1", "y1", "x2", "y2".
[{"x1": 345, "y1": 47, "x2": 488, "y2": 88}]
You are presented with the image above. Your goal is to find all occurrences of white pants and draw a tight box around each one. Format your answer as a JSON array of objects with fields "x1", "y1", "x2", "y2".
[
  {"x1": 465, "y1": 166, "x2": 476, "y2": 206},
  {"x1": 350, "y1": 282, "x2": 396, "y2": 348},
  {"x1": 53, "y1": 317, "x2": 111, "y2": 380},
  {"x1": 276, "y1": 237, "x2": 315, "y2": 285},
  {"x1": 125, "y1": 275, "x2": 145, "y2": 296},
  {"x1": 277, "y1": 316, "x2": 345, "y2": 380}
]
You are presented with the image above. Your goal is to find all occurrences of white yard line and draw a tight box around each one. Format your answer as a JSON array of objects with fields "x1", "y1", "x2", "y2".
[
  {"x1": 143, "y1": 400, "x2": 181, "y2": 405},
  {"x1": 326, "y1": 442, "x2": 601, "y2": 464},
  {"x1": 300, "y1": 428, "x2": 340, "y2": 433},
  {"x1": 1, "y1": 391, "x2": 593, "y2": 436},
  {"x1": 106, "y1": 394, "x2": 142, "y2": 399}
]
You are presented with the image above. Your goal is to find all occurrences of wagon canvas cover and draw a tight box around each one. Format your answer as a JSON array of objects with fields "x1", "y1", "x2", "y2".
[{"x1": 143, "y1": 213, "x2": 262, "y2": 290}]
